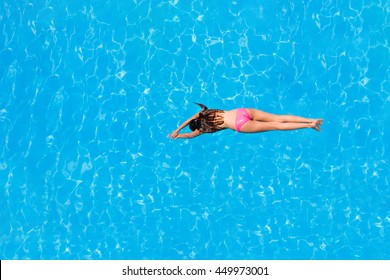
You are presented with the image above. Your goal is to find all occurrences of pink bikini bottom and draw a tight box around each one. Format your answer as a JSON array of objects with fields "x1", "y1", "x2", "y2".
[{"x1": 235, "y1": 108, "x2": 251, "y2": 132}]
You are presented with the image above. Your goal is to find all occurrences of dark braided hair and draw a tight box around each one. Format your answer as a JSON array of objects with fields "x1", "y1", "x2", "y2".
[{"x1": 189, "y1": 103, "x2": 225, "y2": 133}]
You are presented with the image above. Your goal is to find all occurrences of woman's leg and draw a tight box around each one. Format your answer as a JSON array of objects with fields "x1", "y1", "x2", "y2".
[
  {"x1": 247, "y1": 108, "x2": 316, "y2": 123},
  {"x1": 240, "y1": 120, "x2": 320, "y2": 133}
]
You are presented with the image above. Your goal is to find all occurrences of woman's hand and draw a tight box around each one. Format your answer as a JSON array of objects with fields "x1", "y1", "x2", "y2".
[{"x1": 168, "y1": 131, "x2": 179, "y2": 140}]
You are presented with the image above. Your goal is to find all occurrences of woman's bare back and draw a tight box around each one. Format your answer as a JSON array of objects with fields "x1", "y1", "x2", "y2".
[{"x1": 221, "y1": 109, "x2": 239, "y2": 130}]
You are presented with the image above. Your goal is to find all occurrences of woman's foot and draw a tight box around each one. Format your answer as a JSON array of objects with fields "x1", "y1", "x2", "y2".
[{"x1": 311, "y1": 119, "x2": 323, "y2": 132}]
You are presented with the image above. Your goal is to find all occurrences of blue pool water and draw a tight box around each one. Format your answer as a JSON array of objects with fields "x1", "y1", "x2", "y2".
[{"x1": 0, "y1": 0, "x2": 389, "y2": 260}]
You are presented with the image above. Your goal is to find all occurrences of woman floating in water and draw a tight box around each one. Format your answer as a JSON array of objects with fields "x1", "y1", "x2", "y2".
[{"x1": 169, "y1": 103, "x2": 323, "y2": 139}]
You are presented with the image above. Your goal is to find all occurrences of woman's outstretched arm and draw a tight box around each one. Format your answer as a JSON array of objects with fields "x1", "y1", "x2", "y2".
[
  {"x1": 173, "y1": 130, "x2": 201, "y2": 139},
  {"x1": 168, "y1": 112, "x2": 200, "y2": 139}
]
